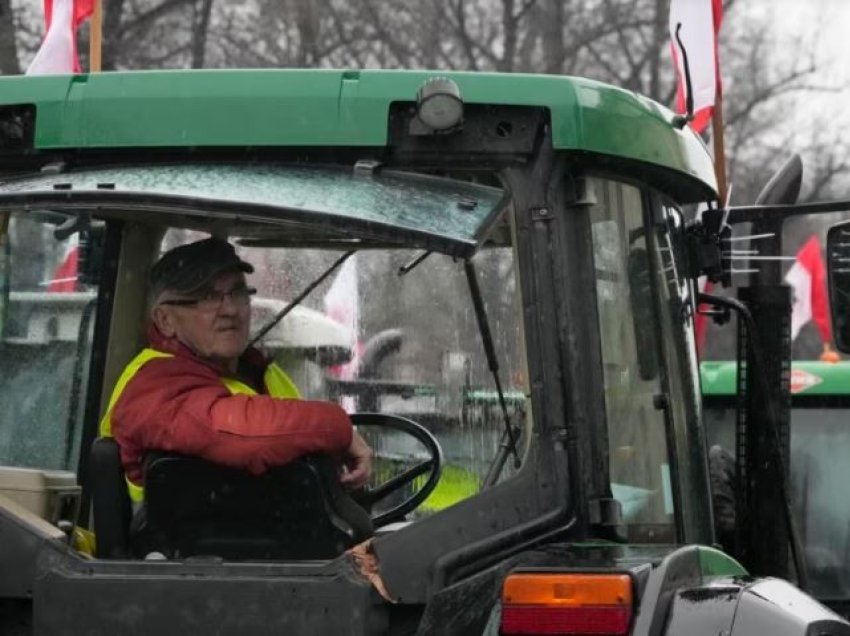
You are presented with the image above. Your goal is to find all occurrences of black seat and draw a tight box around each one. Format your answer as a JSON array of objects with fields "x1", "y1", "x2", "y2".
[
  {"x1": 131, "y1": 453, "x2": 373, "y2": 560},
  {"x1": 89, "y1": 437, "x2": 133, "y2": 558},
  {"x1": 89, "y1": 438, "x2": 373, "y2": 561}
]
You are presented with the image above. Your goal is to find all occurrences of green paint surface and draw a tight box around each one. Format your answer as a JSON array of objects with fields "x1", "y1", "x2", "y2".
[
  {"x1": 0, "y1": 70, "x2": 715, "y2": 197},
  {"x1": 701, "y1": 361, "x2": 850, "y2": 396},
  {"x1": 696, "y1": 545, "x2": 747, "y2": 576}
]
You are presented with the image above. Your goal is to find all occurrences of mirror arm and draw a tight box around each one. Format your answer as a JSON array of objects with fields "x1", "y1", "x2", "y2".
[
  {"x1": 686, "y1": 207, "x2": 732, "y2": 287},
  {"x1": 696, "y1": 303, "x2": 731, "y2": 326}
]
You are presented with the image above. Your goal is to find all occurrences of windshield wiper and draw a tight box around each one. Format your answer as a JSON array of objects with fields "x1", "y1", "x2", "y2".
[
  {"x1": 397, "y1": 250, "x2": 431, "y2": 276},
  {"x1": 248, "y1": 250, "x2": 355, "y2": 348},
  {"x1": 464, "y1": 259, "x2": 521, "y2": 486}
]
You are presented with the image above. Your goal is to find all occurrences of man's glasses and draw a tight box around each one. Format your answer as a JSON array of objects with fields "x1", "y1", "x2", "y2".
[{"x1": 159, "y1": 286, "x2": 257, "y2": 312}]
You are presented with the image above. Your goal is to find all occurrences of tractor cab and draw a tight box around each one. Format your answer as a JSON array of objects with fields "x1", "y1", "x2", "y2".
[{"x1": 0, "y1": 70, "x2": 846, "y2": 635}]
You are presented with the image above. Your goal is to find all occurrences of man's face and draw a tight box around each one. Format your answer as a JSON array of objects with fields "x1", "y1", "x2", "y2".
[{"x1": 153, "y1": 270, "x2": 251, "y2": 365}]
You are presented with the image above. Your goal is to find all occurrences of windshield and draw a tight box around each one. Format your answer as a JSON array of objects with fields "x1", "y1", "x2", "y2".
[
  {"x1": 159, "y1": 229, "x2": 528, "y2": 518},
  {"x1": 0, "y1": 163, "x2": 529, "y2": 528}
]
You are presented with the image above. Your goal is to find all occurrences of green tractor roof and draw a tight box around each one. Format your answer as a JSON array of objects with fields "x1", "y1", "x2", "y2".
[{"x1": 0, "y1": 69, "x2": 716, "y2": 201}]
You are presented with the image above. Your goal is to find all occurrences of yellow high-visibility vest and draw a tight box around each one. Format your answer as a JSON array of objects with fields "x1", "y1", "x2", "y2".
[{"x1": 99, "y1": 347, "x2": 300, "y2": 502}]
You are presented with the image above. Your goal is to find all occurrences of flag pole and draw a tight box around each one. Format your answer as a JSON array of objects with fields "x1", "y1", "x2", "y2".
[
  {"x1": 712, "y1": 86, "x2": 728, "y2": 206},
  {"x1": 89, "y1": 0, "x2": 103, "y2": 72}
]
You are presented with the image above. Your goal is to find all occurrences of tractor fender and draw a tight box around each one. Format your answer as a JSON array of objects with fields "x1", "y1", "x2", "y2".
[
  {"x1": 729, "y1": 578, "x2": 850, "y2": 635},
  {"x1": 631, "y1": 544, "x2": 850, "y2": 635},
  {"x1": 663, "y1": 576, "x2": 850, "y2": 635}
]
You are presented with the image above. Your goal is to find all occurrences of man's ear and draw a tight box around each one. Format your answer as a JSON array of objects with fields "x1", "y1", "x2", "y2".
[{"x1": 152, "y1": 305, "x2": 177, "y2": 337}]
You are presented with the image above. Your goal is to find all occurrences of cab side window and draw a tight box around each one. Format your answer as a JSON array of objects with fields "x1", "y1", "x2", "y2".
[
  {"x1": 589, "y1": 179, "x2": 675, "y2": 541},
  {"x1": 0, "y1": 212, "x2": 101, "y2": 472}
]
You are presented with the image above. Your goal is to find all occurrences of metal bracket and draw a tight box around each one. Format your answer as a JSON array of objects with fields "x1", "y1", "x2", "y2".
[
  {"x1": 41, "y1": 161, "x2": 66, "y2": 175},
  {"x1": 588, "y1": 498, "x2": 626, "y2": 542},
  {"x1": 530, "y1": 206, "x2": 552, "y2": 221},
  {"x1": 54, "y1": 212, "x2": 90, "y2": 241},
  {"x1": 570, "y1": 177, "x2": 598, "y2": 207},
  {"x1": 686, "y1": 209, "x2": 732, "y2": 286},
  {"x1": 353, "y1": 159, "x2": 382, "y2": 176}
]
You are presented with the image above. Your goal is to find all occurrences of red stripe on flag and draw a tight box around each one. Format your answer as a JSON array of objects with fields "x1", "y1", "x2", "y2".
[
  {"x1": 30, "y1": 0, "x2": 95, "y2": 74},
  {"x1": 786, "y1": 235, "x2": 831, "y2": 344},
  {"x1": 695, "y1": 277, "x2": 713, "y2": 353},
  {"x1": 47, "y1": 245, "x2": 79, "y2": 292}
]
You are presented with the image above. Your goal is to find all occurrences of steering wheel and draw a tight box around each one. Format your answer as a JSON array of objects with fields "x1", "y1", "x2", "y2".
[{"x1": 350, "y1": 413, "x2": 443, "y2": 526}]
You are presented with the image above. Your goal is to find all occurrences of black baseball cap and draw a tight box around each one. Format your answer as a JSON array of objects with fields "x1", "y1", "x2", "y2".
[{"x1": 150, "y1": 238, "x2": 254, "y2": 299}]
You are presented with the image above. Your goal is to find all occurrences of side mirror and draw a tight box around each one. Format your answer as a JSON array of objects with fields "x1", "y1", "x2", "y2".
[
  {"x1": 827, "y1": 221, "x2": 850, "y2": 352},
  {"x1": 754, "y1": 154, "x2": 802, "y2": 205}
]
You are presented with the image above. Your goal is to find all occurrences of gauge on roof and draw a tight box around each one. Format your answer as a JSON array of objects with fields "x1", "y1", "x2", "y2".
[{"x1": 416, "y1": 78, "x2": 463, "y2": 131}]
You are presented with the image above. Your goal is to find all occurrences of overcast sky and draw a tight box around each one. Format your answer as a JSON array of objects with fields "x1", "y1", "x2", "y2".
[{"x1": 744, "y1": 0, "x2": 850, "y2": 97}]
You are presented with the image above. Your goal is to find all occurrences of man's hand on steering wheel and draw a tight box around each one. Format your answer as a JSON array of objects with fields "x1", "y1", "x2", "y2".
[{"x1": 339, "y1": 429, "x2": 373, "y2": 489}]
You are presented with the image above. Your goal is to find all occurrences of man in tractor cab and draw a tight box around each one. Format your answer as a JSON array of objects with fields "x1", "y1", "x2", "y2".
[{"x1": 99, "y1": 237, "x2": 372, "y2": 506}]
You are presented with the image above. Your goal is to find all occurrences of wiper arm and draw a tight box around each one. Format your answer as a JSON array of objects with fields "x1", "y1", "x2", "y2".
[
  {"x1": 463, "y1": 259, "x2": 521, "y2": 485},
  {"x1": 248, "y1": 250, "x2": 355, "y2": 348},
  {"x1": 397, "y1": 250, "x2": 431, "y2": 276}
]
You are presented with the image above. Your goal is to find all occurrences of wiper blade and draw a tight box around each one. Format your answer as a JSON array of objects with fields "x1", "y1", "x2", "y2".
[
  {"x1": 463, "y1": 259, "x2": 521, "y2": 485},
  {"x1": 248, "y1": 250, "x2": 355, "y2": 348}
]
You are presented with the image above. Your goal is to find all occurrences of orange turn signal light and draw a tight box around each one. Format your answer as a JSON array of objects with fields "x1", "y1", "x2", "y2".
[{"x1": 501, "y1": 572, "x2": 633, "y2": 635}]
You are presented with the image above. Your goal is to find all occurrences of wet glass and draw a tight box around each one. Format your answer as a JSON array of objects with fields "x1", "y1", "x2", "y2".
[
  {"x1": 706, "y1": 403, "x2": 850, "y2": 600},
  {"x1": 0, "y1": 164, "x2": 508, "y2": 250},
  {"x1": 234, "y1": 241, "x2": 528, "y2": 519},
  {"x1": 0, "y1": 212, "x2": 100, "y2": 471},
  {"x1": 588, "y1": 178, "x2": 676, "y2": 542}
]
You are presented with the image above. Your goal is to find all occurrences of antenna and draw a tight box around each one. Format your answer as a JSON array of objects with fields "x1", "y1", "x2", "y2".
[{"x1": 672, "y1": 23, "x2": 695, "y2": 129}]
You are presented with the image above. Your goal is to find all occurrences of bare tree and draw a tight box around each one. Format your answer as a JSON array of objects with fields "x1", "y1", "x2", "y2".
[
  {"x1": 11, "y1": 0, "x2": 849, "y2": 208},
  {"x1": 0, "y1": 0, "x2": 21, "y2": 74}
]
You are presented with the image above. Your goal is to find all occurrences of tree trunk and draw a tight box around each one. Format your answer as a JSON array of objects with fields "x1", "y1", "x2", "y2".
[
  {"x1": 0, "y1": 0, "x2": 21, "y2": 75},
  {"x1": 191, "y1": 0, "x2": 214, "y2": 68},
  {"x1": 541, "y1": 0, "x2": 564, "y2": 74},
  {"x1": 102, "y1": 0, "x2": 127, "y2": 70},
  {"x1": 647, "y1": 0, "x2": 666, "y2": 101},
  {"x1": 499, "y1": 0, "x2": 516, "y2": 72}
]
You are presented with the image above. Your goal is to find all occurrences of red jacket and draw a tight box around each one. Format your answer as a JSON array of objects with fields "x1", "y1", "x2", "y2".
[{"x1": 111, "y1": 326, "x2": 353, "y2": 486}]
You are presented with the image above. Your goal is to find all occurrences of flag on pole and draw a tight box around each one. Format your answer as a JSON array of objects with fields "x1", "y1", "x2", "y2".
[
  {"x1": 669, "y1": 0, "x2": 723, "y2": 134},
  {"x1": 27, "y1": 0, "x2": 95, "y2": 75},
  {"x1": 785, "y1": 235, "x2": 831, "y2": 344}
]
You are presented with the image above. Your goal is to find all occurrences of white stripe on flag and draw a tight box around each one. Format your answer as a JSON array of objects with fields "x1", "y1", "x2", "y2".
[
  {"x1": 27, "y1": 0, "x2": 76, "y2": 75},
  {"x1": 785, "y1": 260, "x2": 812, "y2": 341}
]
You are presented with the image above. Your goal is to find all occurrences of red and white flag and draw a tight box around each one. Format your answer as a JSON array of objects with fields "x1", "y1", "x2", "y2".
[
  {"x1": 669, "y1": 0, "x2": 723, "y2": 133},
  {"x1": 27, "y1": 0, "x2": 95, "y2": 75},
  {"x1": 47, "y1": 234, "x2": 80, "y2": 292},
  {"x1": 785, "y1": 235, "x2": 831, "y2": 343}
]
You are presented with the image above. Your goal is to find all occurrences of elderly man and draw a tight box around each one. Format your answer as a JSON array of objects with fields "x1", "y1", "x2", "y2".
[{"x1": 100, "y1": 237, "x2": 371, "y2": 505}]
